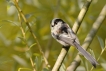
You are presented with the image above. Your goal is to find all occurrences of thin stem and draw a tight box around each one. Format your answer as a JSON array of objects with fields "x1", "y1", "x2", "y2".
[
  {"x1": 72, "y1": 0, "x2": 92, "y2": 33},
  {"x1": 14, "y1": 0, "x2": 50, "y2": 68},
  {"x1": 30, "y1": 58, "x2": 36, "y2": 71},
  {"x1": 18, "y1": 13, "x2": 36, "y2": 71}
]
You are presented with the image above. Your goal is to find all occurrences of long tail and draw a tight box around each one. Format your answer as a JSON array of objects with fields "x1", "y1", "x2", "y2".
[
  {"x1": 59, "y1": 35, "x2": 99, "y2": 67},
  {"x1": 73, "y1": 41, "x2": 98, "y2": 68}
]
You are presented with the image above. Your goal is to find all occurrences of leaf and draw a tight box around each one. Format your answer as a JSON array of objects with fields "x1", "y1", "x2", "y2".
[
  {"x1": 18, "y1": 68, "x2": 32, "y2": 71},
  {"x1": 101, "y1": 63, "x2": 106, "y2": 70},
  {"x1": 97, "y1": 36, "x2": 104, "y2": 50},
  {"x1": 80, "y1": 54, "x2": 87, "y2": 70},
  {"x1": 29, "y1": 43, "x2": 36, "y2": 50},
  {"x1": 89, "y1": 48, "x2": 95, "y2": 58},
  {"x1": 18, "y1": 37, "x2": 26, "y2": 44},
  {"x1": 2, "y1": 20, "x2": 19, "y2": 26},
  {"x1": 0, "y1": 25, "x2": 3, "y2": 28},
  {"x1": 85, "y1": 60, "x2": 89, "y2": 71},
  {"x1": 35, "y1": 56, "x2": 43, "y2": 71},
  {"x1": 25, "y1": 13, "x2": 33, "y2": 19},
  {"x1": 12, "y1": 55, "x2": 28, "y2": 66},
  {"x1": 33, "y1": 53, "x2": 41, "y2": 57},
  {"x1": 25, "y1": 51, "x2": 32, "y2": 58},
  {"x1": 76, "y1": 66, "x2": 85, "y2": 71},
  {"x1": 6, "y1": 0, "x2": 15, "y2": 10},
  {"x1": 42, "y1": 67, "x2": 50, "y2": 71}
]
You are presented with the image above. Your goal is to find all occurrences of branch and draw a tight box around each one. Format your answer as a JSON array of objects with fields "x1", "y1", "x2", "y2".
[
  {"x1": 67, "y1": 4, "x2": 106, "y2": 71},
  {"x1": 14, "y1": 0, "x2": 50, "y2": 68},
  {"x1": 90, "y1": 5, "x2": 106, "y2": 71},
  {"x1": 52, "y1": 0, "x2": 92, "y2": 71},
  {"x1": 18, "y1": 13, "x2": 36, "y2": 71}
]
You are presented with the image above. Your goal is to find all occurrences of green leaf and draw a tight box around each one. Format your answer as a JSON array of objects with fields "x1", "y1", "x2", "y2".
[
  {"x1": 85, "y1": 60, "x2": 89, "y2": 71},
  {"x1": 12, "y1": 55, "x2": 28, "y2": 66},
  {"x1": 18, "y1": 37, "x2": 26, "y2": 44},
  {"x1": 2, "y1": 20, "x2": 19, "y2": 26},
  {"x1": 101, "y1": 63, "x2": 106, "y2": 70},
  {"x1": 80, "y1": 54, "x2": 87, "y2": 69},
  {"x1": 29, "y1": 43, "x2": 36, "y2": 50},
  {"x1": 97, "y1": 36, "x2": 104, "y2": 50},
  {"x1": 35, "y1": 56, "x2": 43, "y2": 71},
  {"x1": 25, "y1": 13, "x2": 33, "y2": 19},
  {"x1": 42, "y1": 67, "x2": 50, "y2": 71},
  {"x1": 89, "y1": 48, "x2": 95, "y2": 58},
  {"x1": 18, "y1": 68, "x2": 32, "y2": 71},
  {"x1": 33, "y1": 53, "x2": 41, "y2": 56},
  {"x1": 25, "y1": 51, "x2": 32, "y2": 58},
  {"x1": 0, "y1": 25, "x2": 3, "y2": 28},
  {"x1": 6, "y1": 0, "x2": 15, "y2": 10}
]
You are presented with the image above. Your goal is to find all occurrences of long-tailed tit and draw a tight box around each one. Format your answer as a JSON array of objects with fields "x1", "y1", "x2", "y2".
[{"x1": 50, "y1": 18, "x2": 98, "y2": 68}]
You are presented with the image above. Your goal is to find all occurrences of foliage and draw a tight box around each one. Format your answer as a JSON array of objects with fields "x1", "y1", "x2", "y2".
[{"x1": 0, "y1": 0, "x2": 105, "y2": 71}]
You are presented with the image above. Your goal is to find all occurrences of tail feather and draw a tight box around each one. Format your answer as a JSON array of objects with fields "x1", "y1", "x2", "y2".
[
  {"x1": 73, "y1": 42, "x2": 99, "y2": 68},
  {"x1": 59, "y1": 35, "x2": 99, "y2": 67}
]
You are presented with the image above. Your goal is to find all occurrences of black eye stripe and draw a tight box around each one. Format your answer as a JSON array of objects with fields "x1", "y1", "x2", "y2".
[
  {"x1": 54, "y1": 21, "x2": 57, "y2": 25},
  {"x1": 51, "y1": 19, "x2": 65, "y2": 27},
  {"x1": 51, "y1": 25, "x2": 54, "y2": 27}
]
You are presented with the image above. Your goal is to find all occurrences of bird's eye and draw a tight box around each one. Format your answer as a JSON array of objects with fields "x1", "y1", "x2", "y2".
[{"x1": 51, "y1": 25, "x2": 54, "y2": 27}]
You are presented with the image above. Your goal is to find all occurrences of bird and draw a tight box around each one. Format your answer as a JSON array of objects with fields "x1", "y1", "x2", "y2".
[{"x1": 50, "y1": 18, "x2": 98, "y2": 68}]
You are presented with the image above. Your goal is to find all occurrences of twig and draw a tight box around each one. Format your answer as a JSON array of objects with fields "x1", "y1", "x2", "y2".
[
  {"x1": 67, "y1": 4, "x2": 106, "y2": 71},
  {"x1": 44, "y1": 37, "x2": 53, "y2": 61},
  {"x1": 30, "y1": 57, "x2": 36, "y2": 71},
  {"x1": 14, "y1": 0, "x2": 50, "y2": 68},
  {"x1": 18, "y1": 13, "x2": 36, "y2": 71},
  {"x1": 52, "y1": 0, "x2": 92, "y2": 71},
  {"x1": 72, "y1": 0, "x2": 92, "y2": 33}
]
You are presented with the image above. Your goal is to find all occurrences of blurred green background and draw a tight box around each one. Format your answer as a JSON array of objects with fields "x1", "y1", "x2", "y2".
[{"x1": 0, "y1": 0, "x2": 106, "y2": 71}]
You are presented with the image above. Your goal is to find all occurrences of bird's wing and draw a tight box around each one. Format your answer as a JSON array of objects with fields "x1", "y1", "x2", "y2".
[{"x1": 66, "y1": 24, "x2": 80, "y2": 44}]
